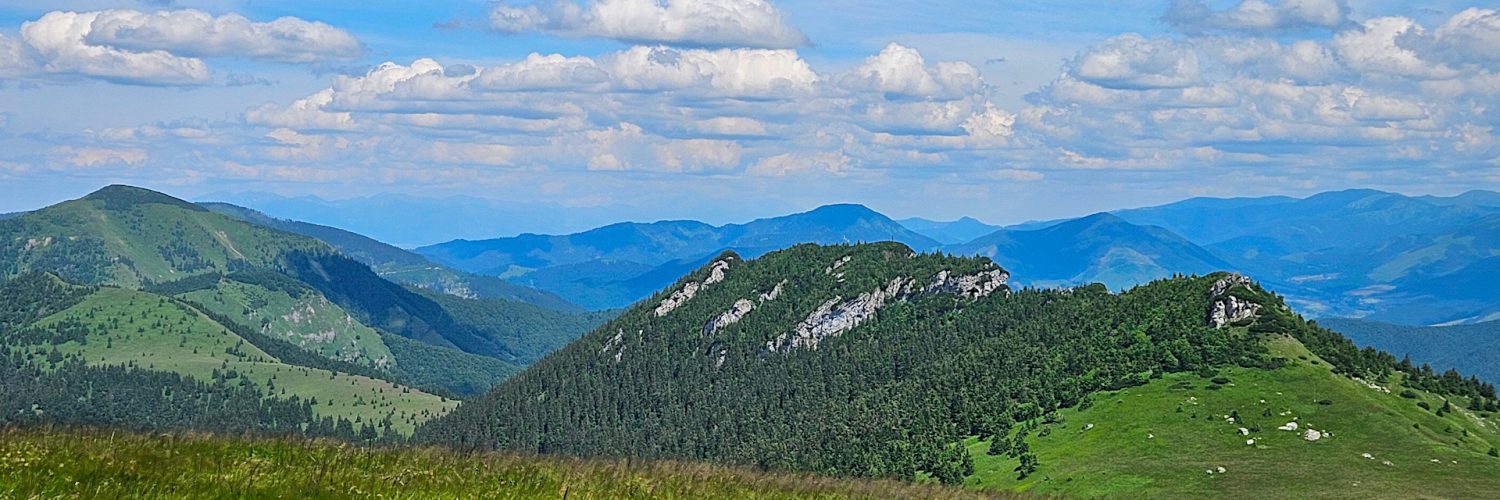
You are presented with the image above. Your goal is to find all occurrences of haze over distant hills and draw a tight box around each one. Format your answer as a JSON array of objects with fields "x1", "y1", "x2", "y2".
[
  {"x1": 196, "y1": 187, "x2": 1500, "y2": 325},
  {"x1": 195, "y1": 192, "x2": 632, "y2": 248},
  {"x1": 951, "y1": 213, "x2": 1231, "y2": 291},
  {"x1": 896, "y1": 217, "x2": 1002, "y2": 245},
  {"x1": 415, "y1": 204, "x2": 942, "y2": 309}
]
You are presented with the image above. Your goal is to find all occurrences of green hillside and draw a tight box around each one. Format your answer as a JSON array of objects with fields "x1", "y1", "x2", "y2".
[
  {"x1": 11, "y1": 284, "x2": 455, "y2": 435},
  {"x1": 0, "y1": 428, "x2": 1010, "y2": 500},
  {"x1": 965, "y1": 336, "x2": 1500, "y2": 498},
  {"x1": 165, "y1": 273, "x2": 395, "y2": 369},
  {"x1": 417, "y1": 242, "x2": 1498, "y2": 497},
  {"x1": 200, "y1": 201, "x2": 581, "y2": 311},
  {"x1": 0, "y1": 185, "x2": 326, "y2": 287},
  {"x1": 0, "y1": 186, "x2": 537, "y2": 397}
]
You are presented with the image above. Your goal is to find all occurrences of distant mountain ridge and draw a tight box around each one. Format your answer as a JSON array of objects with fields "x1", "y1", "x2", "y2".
[
  {"x1": 951, "y1": 212, "x2": 1231, "y2": 290},
  {"x1": 1321, "y1": 318, "x2": 1500, "y2": 383},
  {"x1": 417, "y1": 204, "x2": 941, "y2": 309},
  {"x1": 896, "y1": 216, "x2": 1001, "y2": 244},
  {"x1": 200, "y1": 202, "x2": 579, "y2": 311}
]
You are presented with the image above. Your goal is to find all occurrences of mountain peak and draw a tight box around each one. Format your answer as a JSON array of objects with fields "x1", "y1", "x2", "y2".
[
  {"x1": 800, "y1": 203, "x2": 883, "y2": 221},
  {"x1": 82, "y1": 185, "x2": 206, "y2": 212}
]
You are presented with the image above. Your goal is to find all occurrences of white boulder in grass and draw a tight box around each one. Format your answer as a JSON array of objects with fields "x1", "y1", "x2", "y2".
[
  {"x1": 1278, "y1": 422, "x2": 1299, "y2": 431},
  {"x1": 1303, "y1": 429, "x2": 1324, "y2": 441}
]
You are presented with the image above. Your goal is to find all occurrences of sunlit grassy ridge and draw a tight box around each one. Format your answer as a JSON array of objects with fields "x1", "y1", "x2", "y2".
[
  {"x1": 24, "y1": 287, "x2": 454, "y2": 434},
  {"x1": 966, "y1": 335, "x2": 1500, "y2": 499},
  {"x1": 178, "y1": 277, "x2": 394, "y2": 368},
  {"x1": 0, "y1": 428, "x2": 1018, "y2": 499}
]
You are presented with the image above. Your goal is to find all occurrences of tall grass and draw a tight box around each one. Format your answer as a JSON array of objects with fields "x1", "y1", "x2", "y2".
[{"x1": 0, "y1": 427, "x2": 1022, "y2": 499}]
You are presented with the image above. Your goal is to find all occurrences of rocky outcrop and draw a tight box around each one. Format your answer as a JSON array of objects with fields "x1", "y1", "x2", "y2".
[
  {"x1": 760, "y1": 280, "x2": 786, "y2": 302},
  {"x1": 601, "y1": 329, "x2": 626, "y2": 363},
  {"x1": 704, "y1": 299, "x2": 756, "y2": 335},
  {"x1": 1210, "y1": 273, "x2": 1254, "y2": 297},
  {"x1": 923, "y1": 267, "x2": 1010, "y2": 299},
  {"x1": 765, "y1": 277, "x2": 914, "y2": 352},
  {"x1": 655, "y1": 258, "x2": 733, "y2": 317},
  {"x1": 1207, "y1": 274, "x2": 1261, "y2": 328},
  {"x1": 825, "y1": 255, "x2": 852, "y2": 274}
]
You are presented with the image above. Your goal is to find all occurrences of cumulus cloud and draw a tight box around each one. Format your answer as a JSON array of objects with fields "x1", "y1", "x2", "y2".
[
  {"x1": 83, "y1": 9, "x2": 361, "y2": 63},
  {"x1": 489, "y1": 0, "x2": 808, "y2": 49},
  {"x1": 1165, "y1": 0, "x2": 1348, "y2": 34},
  {"x1": 22, "y1": 11, "x2": 209, "y2": 85},
  {"x1": 2, "y1": 9, "x2": 361, "y2": 86},
  {"x1": 1071, "y1": 34, "x2": 1201, "y2": 90},
  {"x1": 241, "y1": 41, "x2": 1012, "y2": 176},
  {"x1": 54, "y1": 146, "x2": 148, "y2": 167},
  {"x1": 1398, "y1": 8, "x2": 1500, "y2": 70},
  {"x1": 1025, "y1": 6, "x2": 1500, "y2": 172},
  {"x1": 841, "y1": 43, "x2": 983, "y2": 98}
]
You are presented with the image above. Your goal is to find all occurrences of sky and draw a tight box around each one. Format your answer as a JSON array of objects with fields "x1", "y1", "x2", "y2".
[{"x1": 0, "y1": 0, "x2": 1497, "y2": 232}]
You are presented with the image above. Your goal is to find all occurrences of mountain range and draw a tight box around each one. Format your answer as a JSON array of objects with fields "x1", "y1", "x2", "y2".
[
  {"x1": 3, "y1": 185, "x2": 1498, "y2": 498},
  {"x1": 416, "y1": 204, "x2": 942, "y2": 309},
  {"x1": 389, "y1": 189, "x2": 1499, "y2": 327}
]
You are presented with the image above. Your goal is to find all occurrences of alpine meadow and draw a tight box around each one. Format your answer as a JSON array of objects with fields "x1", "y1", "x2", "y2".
[{"x1": 2, "y1": 0, "x2": 1499, "y2": 498}]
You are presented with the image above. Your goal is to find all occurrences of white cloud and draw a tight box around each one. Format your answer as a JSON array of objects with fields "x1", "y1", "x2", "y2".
[
  {"x1": 489, "y1": 0, "x2": 808, "y2": 49},
  {"x1": 54, "y1": 146, "x2": 148, "y2": 167},
  {"x1": 1071, "y1": 34, "x2": 1201, "y2": 90},
  {"x1": 83, "y1": 9, "x2": 361, "y2": 63},
  {"x1": 3, "y1": 9, "x2": 363, "y2": 86},
  {"x1": 1398, "y1": 8, "x2": 1500, "y2": 70},
  {"x1": 239, "y1": 41, "x2": 1019, "y2": 179},
  {"x1": 603, "y1": 46, "x2": 817, "y2": 95},
  {"x1": 655, "y1": 139, "x2": 742, "y2": 172},
  {"x1": 1165, "y1": 0, "x2": 1348, "y2": 34},
  {"x1": 747, "y1": 151, "x2": 851, "y2": 177},
  {"x1": 21, "y1": 10, "x2": 209, "y2": 85},
  {"x1": 428, "y1": 142, "x2": 517, "y2": 167},
  {"x1": 0, "y1": 34, "x2": 36, "y2": 78},
  {"x1": 691, "y1": 116, "x2": 769, "y2": 136},
  {"x1": 245, "y1": 88, "x2": 355, "y2": 129},
  {"x1": 842, "y1": 43, "x2": 982, "y2": 97},
  {"x1": 1332, "y1": 17, "x2": 1457, "y2": 79}
]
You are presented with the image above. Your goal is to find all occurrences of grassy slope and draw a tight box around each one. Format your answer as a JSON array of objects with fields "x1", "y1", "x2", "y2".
[
  {"x1": 178, "y1": 278, "x2": 395, "y2": 369},
  {"x1": 23, "y1": 288, "x2": 455, "y2": 434},
  {"x1": 0, "y1": 428, "x2": 1013, "y2": 500},
  {"x1": 3, "y1": 195, "x2": 324, "y2": 288},
  {"x1": 965, "y1": 335, "x2": 1500, "y2": 499}
]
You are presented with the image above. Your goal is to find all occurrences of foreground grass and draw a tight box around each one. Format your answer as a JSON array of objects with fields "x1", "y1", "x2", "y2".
[{"x1": 0, "y1": 428, "x2": 1016, "y2": 499}]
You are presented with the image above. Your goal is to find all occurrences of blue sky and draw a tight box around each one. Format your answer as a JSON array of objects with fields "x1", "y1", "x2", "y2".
[{"x1": 0, "y1": 0, "x2": 1496, "y2": 232}]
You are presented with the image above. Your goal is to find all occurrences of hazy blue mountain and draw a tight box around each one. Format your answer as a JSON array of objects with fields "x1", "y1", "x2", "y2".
[
  {"x1": 1084, "y1": 189, "x2": 1500, "y2": 324},
  {"x1": 417, "y1": 204, "x2": 940, "y2": 309},
  {"x1": 1418, "y1": 190, "x2": 1500, "y2": 207},
  {"x1": 200, "y1": 202, "x2": 580, "y2": 312},
  {"x1": 0, "y1": 211, "x2": 23, "y2": 221},
  {"x1": 949, "y1": 213, "x2": 1230, "y2": 290},
  {"x1": 1320, "y1": 317, "x2": 1500, "y2": 383},
  {"x1": 195, "y1": 191, "x2": 628, "y2": 248},
  {"x1": 897, "y1": 216, "x2": 1001, "y2": 244},
  {"x1": 1115, "y1": 189, "x2": 1494, "y2": 253}
]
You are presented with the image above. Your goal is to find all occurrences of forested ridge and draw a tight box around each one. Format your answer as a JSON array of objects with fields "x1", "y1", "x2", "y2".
[{"x1": 417, "y1": 242, "x2": 1495, "y2": 484}]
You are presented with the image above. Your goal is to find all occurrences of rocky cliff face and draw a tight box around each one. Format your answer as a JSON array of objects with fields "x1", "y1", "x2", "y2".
[
  {"x1": 1207, "y1": 274, "x2": 1261, "y2": 328},
  {"x1": 764, "y1": 276, "x2": 915, "y2": 353},
  {"x1": 655, "y1": 257, "x2": 734, "y2": 317}
]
